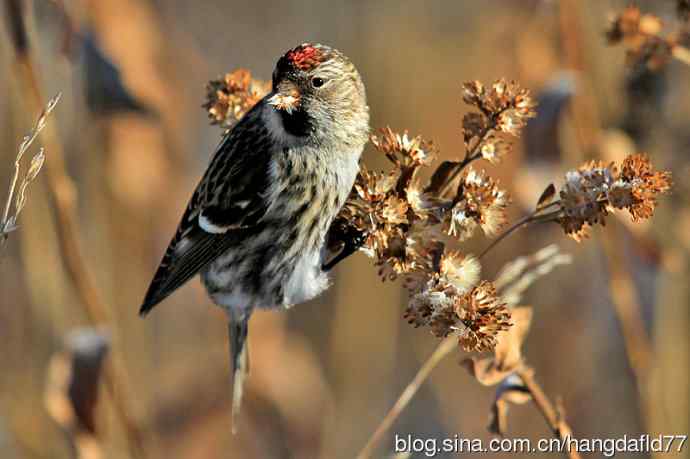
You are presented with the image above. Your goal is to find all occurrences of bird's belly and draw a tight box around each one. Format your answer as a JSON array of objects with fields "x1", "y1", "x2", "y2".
[
  {"x1": 282, "y1": 247, "x2": 329, "y2": 307},
  {"x1": 200, "y1": 232, "x2": 329, "y2": 311},
  {"x1": 202, "y1": 148, "x2": 359, "y2": 312}
]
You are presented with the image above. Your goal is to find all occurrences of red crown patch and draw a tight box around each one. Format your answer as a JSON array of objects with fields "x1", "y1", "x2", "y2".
[{"x1": 286, "y1": 44, "x2": 323, "y2": 71}]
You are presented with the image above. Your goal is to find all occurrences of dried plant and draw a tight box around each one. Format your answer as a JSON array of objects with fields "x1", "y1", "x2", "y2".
[
  {"x1": 204, "y1": 70, "x2": 670, "y2": 458},
  {"x1": 1, "y1": 92, "x2": 61, "y2": 248},
  {"x1": 605, "y1": 4, "x2": 690, "y2": 68},
  {"x1": 555, "y1": 155, "x2": 672, "y2": 240},
  {"x1": 329, "y1": 79, "x2": 537, "y2": 353},
  {"x1": 204, "y1": 71, "x2": 671, "y2": 354},
  {"x1": 203, "y1": 69, "x2": 271, "y2": 131},
  {"x1": 357, "y1": 246, "x2": 580, "y2": 459}
]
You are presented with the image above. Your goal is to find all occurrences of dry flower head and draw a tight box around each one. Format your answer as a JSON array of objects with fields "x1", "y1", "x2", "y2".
[
  {"x1": 557, "y1": 154, "x2": 671, "y2": 241},
  {"x1": 203, "y1": 69, "x2": 271, "y2": 130},
  {"x1": 606, "y1": 5, "x2": 690, "y2": 69},
  {"x1": 201, "y1": 71, "x2": 670, "y2": 357},
  {"x1": 327, "y1": 79, "x2": 539, "y2": 351}
]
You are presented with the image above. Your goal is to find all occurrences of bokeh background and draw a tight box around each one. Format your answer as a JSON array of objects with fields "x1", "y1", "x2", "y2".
[{"x1": 1, "y1": 0, "x2": 688, "y2": 458}]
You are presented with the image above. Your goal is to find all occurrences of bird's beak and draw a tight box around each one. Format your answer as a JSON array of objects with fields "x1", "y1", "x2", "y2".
[{"x1": 267, "y1": 81, "x2": 301, "y2": 114}]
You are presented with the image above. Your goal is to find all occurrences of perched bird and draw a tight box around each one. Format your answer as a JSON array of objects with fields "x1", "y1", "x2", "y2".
[{"x1": 140, "y1": 43, "x2": 369, "y2": 429}]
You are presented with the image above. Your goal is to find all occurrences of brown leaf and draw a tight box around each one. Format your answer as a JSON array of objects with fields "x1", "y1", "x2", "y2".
[
  {"x1": 536, "y1": 183, "x2": 556, "y2": 211},
  {"x1": 493, "y1": 307, "x2": 533, "y2": 371},
  {"x1": 461, "y1": 356, "x2": 512, "y2": 386},
  {"x1": 396, "y1": 165, "x2": 419, "y2": 195},
  {"x1": 425, "y1": 160, "x2": 459, "y2": 195},
  {"x1": 488, "y1": 375, "x2": 531, "y2": 436}
]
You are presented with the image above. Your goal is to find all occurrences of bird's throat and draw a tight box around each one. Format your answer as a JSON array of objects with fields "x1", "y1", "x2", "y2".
[{"x1": 279, "y1": 107, "x2": 312, "y2": 137}]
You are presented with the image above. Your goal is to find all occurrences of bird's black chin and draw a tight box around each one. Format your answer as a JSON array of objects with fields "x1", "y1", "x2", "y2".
[{"x1": 279, "y1": 107, "x2": 312, "y2": 137}]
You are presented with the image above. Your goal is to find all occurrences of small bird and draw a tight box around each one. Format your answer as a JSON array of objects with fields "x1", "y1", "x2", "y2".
[{"x1": 140, "y1": 43, "x2": 369, "y2": 429}]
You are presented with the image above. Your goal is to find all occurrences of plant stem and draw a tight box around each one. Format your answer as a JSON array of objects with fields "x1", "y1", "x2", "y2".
[
  {"x1": 355, "y1": 336, "x2": 457, "y2": 459},
  {"x1": 478, "y1": 203, "x2": 561, "y2": 259},
  {"x1": 1, "y1": 156, "x2": 20, "y2": 232},
  {"x1": 356, "y1": 341, "x2": 582, "y2": 459},
  {"x1": 515, "y1": 365, "x2": 582, "y2": 459},
  {"x1": 479, "y1": 214, "x2": 537, "y2": 259}
]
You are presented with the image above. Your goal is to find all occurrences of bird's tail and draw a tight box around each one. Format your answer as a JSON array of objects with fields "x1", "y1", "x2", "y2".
[{"x1": 228, "y1": 312, "x2": 250, "y2": 433}]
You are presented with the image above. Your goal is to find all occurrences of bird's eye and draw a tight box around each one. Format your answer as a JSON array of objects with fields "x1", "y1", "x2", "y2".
[{"x1": 311, "y1": 77, "x2": 325, "y2": 88}]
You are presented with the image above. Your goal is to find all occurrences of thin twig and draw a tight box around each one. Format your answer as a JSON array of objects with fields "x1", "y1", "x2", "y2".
[
  {"x1": 1, "y1": 148, "x2": 22, "y2": 229},
  {"x1": 478, "y1": 202, "x2": 561, "y2": 259},
  {"x1": 355, "y1": 340, "x2": 583, "y2": 459},
  {"x1": 479, "y1": 213, "x2": 537, "y2": 259},
  {"x1": 355, "y1": 336, "x2": 457, "y2": 459},
  {"x1": 438, "y1": 105, "x2": 511, "y2": 197},
  {"x1": 515, "y1": 365, "x2": 581, "y2": 459}
]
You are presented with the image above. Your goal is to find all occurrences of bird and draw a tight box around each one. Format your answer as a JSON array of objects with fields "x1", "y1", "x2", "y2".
[{"x1": 139, "y1": 43, "x2": 370, "y2": 430}]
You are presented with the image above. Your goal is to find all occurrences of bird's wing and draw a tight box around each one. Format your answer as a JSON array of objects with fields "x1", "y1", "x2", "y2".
[{"x1": 140, "y1": 105, "x2": 273, "y2": 315}]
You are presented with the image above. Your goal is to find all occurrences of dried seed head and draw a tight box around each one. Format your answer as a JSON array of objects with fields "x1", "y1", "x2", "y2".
[
  {"x1": 558, "y1": 163, "x2": 613, "y2": 237},
  {"x1": 605, "y1": 5, "x2": 682, "y2": 70},
  {"x1": 617, "y1": 153, "x2": 672, "y2": 220},
  {"x1": 404, "y1": 287, "x2": 453, "y2": 329},
  {"x1": 446, "y1": 169, "x2": 509, "y2": 239},
  {"x1": 455, "y1": 281, "x2": 512, "y2": 352},
  {"x1": 203, "y1": 69, "x2": 270, "y2": 130},
  {"x1": 325, "y1": 80, "x2": 539, "y2": 353},
  {"x1": 479, "y1": 136, "x2": 510, "y2": 164},
  {"x1": 606, "y1": 6, "x2": 645, "y2": 44},
  {"x1": 440, "y1": 251, "x2": 481, "y2": 294},
  {"x1": 558, "y1": 154, "x2": 671, "y2": 240},
  {"x1": 371, "y1": 127, "x2": 436, "y2": 167}
]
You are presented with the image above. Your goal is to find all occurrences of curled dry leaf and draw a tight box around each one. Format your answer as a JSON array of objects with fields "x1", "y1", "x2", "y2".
[
  {"x1": 536, "y1": 183, "x2": 556, "y2": 211},
  {"x1": 488, "y1": 375, "x2": 532, "y2": 436},
  {"x1": 461, "y1": 356, "x2": 511, "y2": 386},
  {"x1": 493, "y1": 307, "x2": 533, "y2": 370}
]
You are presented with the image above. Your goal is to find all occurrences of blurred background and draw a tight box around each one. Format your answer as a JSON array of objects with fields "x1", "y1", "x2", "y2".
[{"x1": 0, "y1": 0, "x2": 688, "y2": 458}]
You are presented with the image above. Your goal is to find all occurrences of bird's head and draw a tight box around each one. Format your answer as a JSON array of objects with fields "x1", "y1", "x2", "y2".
[{"x1": 268, "y1": 43, "x2": 369, "y2": 146}]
